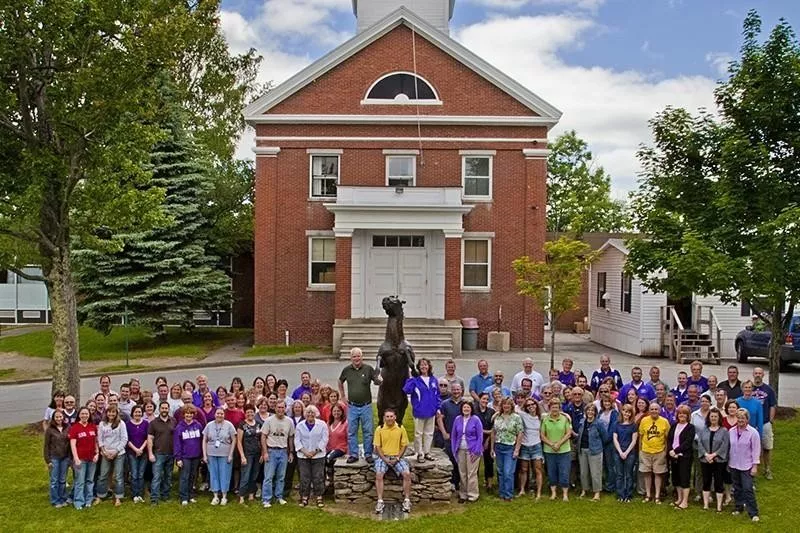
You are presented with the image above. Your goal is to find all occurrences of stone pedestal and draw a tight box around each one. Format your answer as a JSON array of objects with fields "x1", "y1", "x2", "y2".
[
  {"x1": 333, "y1": 448, "x2": 453, "y2": 504},
  {"x1": 486, "y1": 331, "x2": 510, "y2": 351}
]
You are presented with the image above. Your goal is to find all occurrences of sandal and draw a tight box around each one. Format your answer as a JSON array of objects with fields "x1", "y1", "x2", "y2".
[
  {"x1": 316, "y1": 497, "x2": 324, "y2": 508},
  {"x1": 642, "y1": 497, "x2": 651, "y2": 503},
  {"x1": 655, "y1": 498, "x2": 662, "y2": 505}
]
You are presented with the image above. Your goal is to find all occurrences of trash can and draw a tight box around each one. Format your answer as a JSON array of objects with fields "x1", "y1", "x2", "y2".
[{"x1": 461, "y1": 317, "x2": 479, "y2": 351}]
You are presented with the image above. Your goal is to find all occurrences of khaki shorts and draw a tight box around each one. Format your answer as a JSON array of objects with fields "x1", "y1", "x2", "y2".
[
  {"x1": 762, "y1": 422, "x2": 774, "y2": 450},
  {"x1": 639, "y1": 451, "x2": 667, "y2": 474}
]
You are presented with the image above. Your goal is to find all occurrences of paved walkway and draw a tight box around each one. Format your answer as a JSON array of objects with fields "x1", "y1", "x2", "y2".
[{"x1": 1, "y1": 332, "x2": 798, "y2": 429}]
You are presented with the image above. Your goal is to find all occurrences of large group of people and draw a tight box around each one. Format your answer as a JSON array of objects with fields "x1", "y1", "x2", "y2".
[{"x1": 42, "y1": 349, "x2": 774, "y2": 521}]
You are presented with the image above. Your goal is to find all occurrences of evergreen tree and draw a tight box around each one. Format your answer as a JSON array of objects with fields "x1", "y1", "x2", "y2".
[{"x1": 75, "y1": 107, "x2": 231, "y2": 334}]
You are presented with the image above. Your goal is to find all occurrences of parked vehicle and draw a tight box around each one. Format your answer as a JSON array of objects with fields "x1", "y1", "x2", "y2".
[{"x1": 734, "y1": 315, "x2": 800, "y2": 370}]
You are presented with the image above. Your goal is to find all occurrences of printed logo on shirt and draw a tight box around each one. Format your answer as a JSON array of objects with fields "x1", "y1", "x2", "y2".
[
  {"x1": 181, "y1": 428, "x2": 201, "y2": 440},
  {"x1": 646, "y1": 421, "x2": 662, "y2": 441}
]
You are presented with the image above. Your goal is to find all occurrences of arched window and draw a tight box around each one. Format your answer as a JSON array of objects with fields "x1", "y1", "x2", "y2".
[{"x1": 363, "y1": 72, "x2": 440, "y2": 104}]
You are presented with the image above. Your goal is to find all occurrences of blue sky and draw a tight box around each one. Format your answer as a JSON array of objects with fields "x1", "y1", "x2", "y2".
[{"x1": 221, "y1": 0, "x2": 800, "y2": 194}]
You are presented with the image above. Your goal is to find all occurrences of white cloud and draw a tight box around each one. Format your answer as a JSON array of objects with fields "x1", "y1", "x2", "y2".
[
  {"x1": 467, "y1": 0, "x2": 606, "y2": 10},
  {"x1": 261, "y1": 0, "x2": 353, "y2": 45},
  {"x1": 454, "y1": 15, "x2": 718, "y2": 193},
  {"x1": 705, "y1": 51, "x2": 733, "y2": 77}
]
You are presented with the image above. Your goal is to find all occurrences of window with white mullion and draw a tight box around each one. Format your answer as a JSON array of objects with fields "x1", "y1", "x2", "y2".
[
  {"x1": 310, "y1": 155, "x2": 339, "y2": 198},
  {"x1": 462, "y1": 156, "x2": 492, "y2": 198},
  {"x1": 309, "y1": 237, "x2": 336, "y2": 286},
  {"x1": 386, "y1": 155, "x2": 416, "y2": 187}
]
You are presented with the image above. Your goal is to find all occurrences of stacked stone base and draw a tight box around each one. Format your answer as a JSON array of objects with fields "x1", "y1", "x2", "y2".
[{"x1": 333, "y1": 447, "x2": 452, "y2": 504}]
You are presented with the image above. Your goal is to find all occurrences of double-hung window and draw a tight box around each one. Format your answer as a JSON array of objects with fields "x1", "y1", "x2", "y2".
[
  {"x1": 309, "y1": 238, "x2": 336, "y2": 287},
  {"x1": 462, "y1": 239, "x2": 491, "y2": 289},
  {"x1": 310, "y1": 154, "x2": 339, "y2": 198},
  {"x1": 386, "y1": 155, "x2": 416, "y2": 187},
  {"x1": 462, "y1": 154, "x2": 492, "y2": 199}
]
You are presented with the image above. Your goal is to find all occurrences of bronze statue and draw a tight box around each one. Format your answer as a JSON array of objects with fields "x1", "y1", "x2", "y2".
[{"x1": 376, "y1": 296, "x2": 417, "y2": 425}]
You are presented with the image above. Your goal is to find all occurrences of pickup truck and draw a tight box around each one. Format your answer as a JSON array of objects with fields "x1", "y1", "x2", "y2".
[{"x1": 734, "y1": 315, "x2": 800, "y2": 370}]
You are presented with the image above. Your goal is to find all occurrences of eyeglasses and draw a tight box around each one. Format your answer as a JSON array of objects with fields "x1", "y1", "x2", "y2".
[{"x1": 599, "y1": 389, "x2": 610, "y2": 393}]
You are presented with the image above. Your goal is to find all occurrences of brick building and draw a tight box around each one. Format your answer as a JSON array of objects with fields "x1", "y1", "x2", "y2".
[{"x1": 244, "y1": 1, "x2": 561, "y2": 357}]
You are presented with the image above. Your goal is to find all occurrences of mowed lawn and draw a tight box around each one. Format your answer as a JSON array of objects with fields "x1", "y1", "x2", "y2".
[
  {"x1": 0, "y1": 326, "x2": 252, "y2": 361},
  {"x1": 2, "y1": 414, "x2": 797, "y2": 532}
]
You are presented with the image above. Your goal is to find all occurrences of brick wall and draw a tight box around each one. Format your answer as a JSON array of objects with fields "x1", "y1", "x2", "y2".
[{"x1": 252, "y1": 23, "x2": 549, "y2": 350}]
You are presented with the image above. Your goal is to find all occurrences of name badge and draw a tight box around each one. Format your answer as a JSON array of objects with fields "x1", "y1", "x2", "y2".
[{"x1": 214, "y1": 440, "x2": 221, "y2": 448}]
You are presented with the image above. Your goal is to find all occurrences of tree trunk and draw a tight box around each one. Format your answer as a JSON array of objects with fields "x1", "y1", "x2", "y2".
[
  {"x1": 550, "y1": 318, "x2": 557, "y2": 371},
  {"x1": 768, "y1": 306, "x2": 782, "y2": 400},
  {"x1": 45, "y1": 250, "x2": 81, "y2": 402}
]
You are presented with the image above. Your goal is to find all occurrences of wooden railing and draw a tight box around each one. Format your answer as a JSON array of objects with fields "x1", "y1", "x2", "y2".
[
  {"x1": 695, "y1": 305, "x2": 722, "y2": 363},
  {"x1": 660, "y1": 305, "x2": 685, "y2": 360}
]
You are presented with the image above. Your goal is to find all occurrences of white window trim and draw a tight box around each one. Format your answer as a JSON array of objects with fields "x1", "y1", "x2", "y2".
[
  {"x1": 308, "y1": 153, "x2": 340, "y2": 200},
  {"x1": 385, "y1": 155, "x2": 416, "y2": 187},
  {"x1": 308, "y1": 237, "x2": 336, "y2": 291},
  {"x1": 362, "y1": 71, "x2": 442, "y2": 105},
  {"x1": 461, "y1": 155, "x2": 493, "y2": 201},
  {"x1": 461, "y1": 238, "x2": 492, "y2": 291},
  {"x1": 382, "y1": 149, "x2": 420, "y2": 155}
]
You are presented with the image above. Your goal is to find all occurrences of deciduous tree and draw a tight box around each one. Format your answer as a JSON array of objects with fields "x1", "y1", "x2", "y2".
[
  {"x1": 513, "y1": 237, "x2": 596, "y2": 369},
  {"x1": 0, "y1": 1, "x2": 259, "y2": 399},
  {"x1": 627, "y1": 11, "x2": 800, "y2": 397}
]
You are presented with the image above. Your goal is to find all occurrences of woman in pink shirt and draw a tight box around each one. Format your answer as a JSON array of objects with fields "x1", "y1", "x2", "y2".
[
  {"x1": 728, "y1": 408, "x2": 761, "y2": 522},
  {"x1": 326, "y1": 403, "x2": 348, "y2": 471}
]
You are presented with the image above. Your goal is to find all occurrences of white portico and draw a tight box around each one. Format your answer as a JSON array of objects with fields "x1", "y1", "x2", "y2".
[{"x1": 326, "y1": 186, "x2": 471, "y2": 357}]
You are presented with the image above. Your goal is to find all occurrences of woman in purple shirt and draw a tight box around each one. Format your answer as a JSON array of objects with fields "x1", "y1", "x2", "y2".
[
  {"x1": 173, "y1": 407, "x2": 203, "y2": 506},
  {"x1": 728, "y1": 408, "x2": 761, "y2": 522},
  {"x1": 450, "y1": 401, "x2": 484, "y2": 503},
  {"x1": 125, "y1": 405, "x2": 149, "y2": 503}
]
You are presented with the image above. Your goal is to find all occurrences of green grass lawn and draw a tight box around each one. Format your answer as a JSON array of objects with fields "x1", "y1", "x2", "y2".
[
  {"x1": 244, "y1": 344, "x2": 329, "y2": 357},
  {"x1": 3, "y1": 414, "x2": 797, "y2": 532},
  {"x1": 0, "y1": 326, "x2": 252, "y2": 361}
]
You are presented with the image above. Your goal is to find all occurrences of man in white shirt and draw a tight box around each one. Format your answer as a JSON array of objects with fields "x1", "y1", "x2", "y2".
[{"x1": 510, "y1": 358, "x2": 544, "y2": 395}]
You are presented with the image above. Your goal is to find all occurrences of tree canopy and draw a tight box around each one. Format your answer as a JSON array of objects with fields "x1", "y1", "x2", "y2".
[
  {"x1": 0, "y1": 0, "x2": 260, "y2": 398},
  {"x1": 513, "y1": 237, "x2": 595, "y2": 369},
  {"x1": 547, "y1": 130, "x2": 630, "y2": 235},
  {"x1": 627, "y1": 11, "x2": 800, "y2": 396}
]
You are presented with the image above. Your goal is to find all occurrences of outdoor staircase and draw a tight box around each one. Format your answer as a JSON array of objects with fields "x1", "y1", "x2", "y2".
[
  {"x1": 670, "y1": 331, "x2": 720, "y2": 364},
  {"x1": 661, "y1": 305, "x2": 722, "y2": 364},
  {"x1": 334, "y1": 319, "x2": 461, "y2": 360}
]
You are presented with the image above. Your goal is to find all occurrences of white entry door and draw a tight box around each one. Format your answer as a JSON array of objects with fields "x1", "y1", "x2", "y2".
[{"x1": 366, "y1": 234, "x2": 428, "y2": 318}]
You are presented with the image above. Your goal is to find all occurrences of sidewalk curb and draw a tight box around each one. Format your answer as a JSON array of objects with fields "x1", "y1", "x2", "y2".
[{"x1": 0, "y1": 353, "x2": 339, "y2": 386}]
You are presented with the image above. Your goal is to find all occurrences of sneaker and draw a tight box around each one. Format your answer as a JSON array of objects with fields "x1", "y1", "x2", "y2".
[
  {"x1": 365, "y1": 456, "x2": 375, "y2": 465},
  {"x1": 211, "y1": 495, "x2": 220, "y2": 506},
  {"x1": 732, "y1": 511, "x2": 741, "y2": 516},
  {"x1": 375, "y1": 500, "x2": 385, "y2": 514},
  {"x1": 200, "y1": 482, "x2": 209, "y2": 491},
  {"x1": 402, "y1": 498, "x2": 412, "y2": 513},
  {"x1": 181, "y1": 501, "x2": 188, "y2": 506},
  {"x1": 346, "y1": 456, "x2": 358, "y2": 464},
  {"x1": 417, "y1": 453, "x2": 425, "y2": 464},
  {"x1": 765, "y1": 470, "x2": 773, "y2": 480},
  {"x1": 277, "y1": 498, "x2": 287, "y2": 505},
  {"x1": 220, "y1": 497, "x2": 228, "y2": 506},
  {"x1": 263, "y1": 501, "x2": 272, "y2": 508},
  {"x1": 752, "y1": 516, "x2": 760, "y2": 522},
  {"x1": 189, "y1": 498, "x2": 197, "y2": 504}
]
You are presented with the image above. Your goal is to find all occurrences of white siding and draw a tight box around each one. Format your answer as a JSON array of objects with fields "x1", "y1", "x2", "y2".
[
  {"x1": 640, "y1": 286, "x2": 667, "y2": 356},
  {"x1": 356, "y1": 0, "x2": 450, "y2": 33},
  {"x1": 693, "y1": 294, "x2": 752, "y2": 358},
  {"x1": 589, "y1": 247, "x2": 643, "y2": 355}
]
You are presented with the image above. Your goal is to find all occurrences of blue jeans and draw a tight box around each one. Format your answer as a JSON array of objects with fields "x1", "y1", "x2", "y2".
[
  {"x1": 97, "y1": 453, "x2": 126, "y2": 499},
  {"x1": 128, "y1": 453, "x2": 147, "y2": 498},
  {"x1": 614, "y1": 452, "x2": 637, "y2": 500},
  {"x1": 262, "y1": 448, "x2": 288, "y2": 502},
  {"x1": 208, "y1": 455, "x2": 232, "y2": 494},
  {"x1": 150, "y1": 453, "x2": 173, "y2": 502},
  {"x1": 495, "y1": 443, "x2": 517, "y2": 499},
  {"x1": 179, "y1": 457, "x2": 199, "y2": 502},
  {"x1": 544, "y1": 452, "x2": 571, "y2": 488},
  {"x1": 603, "y1": 443, "x2": 617, "y2": 492},
  {"x1": 731, "y1": 468, "x2": 759, "y2": 518},
  {"x1": 72, "y1": 460, "x2": 97, "y2": 509},
  {"x1": 347, "y1": 403, "x2": 374, "y2": 457},
  {"x1": 49, "y1": 457, "x2": 70, "y2": 505},
  {"x1": 239, "y1": 454, "x2": 261, "y2": 496}
]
